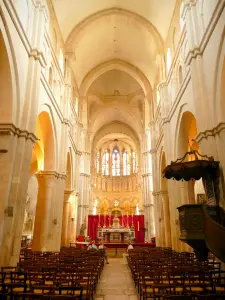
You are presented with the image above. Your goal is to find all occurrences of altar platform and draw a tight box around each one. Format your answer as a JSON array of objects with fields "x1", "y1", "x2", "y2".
[
  {"x1": 95, "y1": 242, "x2": 155, "y2": 248},
  {"x1": 71, "y1": 241, "x2": 155, "y2": 256},
  {"x1": 71, "y1": 241, "x2": 155, "y2": 249}
]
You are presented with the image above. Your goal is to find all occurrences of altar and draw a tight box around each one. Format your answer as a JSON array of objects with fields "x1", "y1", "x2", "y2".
[
  {"x1": 87, "y1": 214, "x2": 145, "y2": 243},
  {"x1": 98, "y1": 227, "x2": 135, "y2": 242},
  {"x1": 97, "y1": 213, "x2": 135, "y2": 242}
]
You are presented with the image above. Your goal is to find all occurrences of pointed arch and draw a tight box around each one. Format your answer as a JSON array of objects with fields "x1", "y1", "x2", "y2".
[
  {"x1": 112, "y1": 146, "x2": 120, "y2": 176},
  {"x1": 102, "y1": 150, "x2": 109, "y2": 176},
  {"x1": 0, "y1": 15, "x2": 20, "y2": 124},
  {"x1": 79, "y1": 59, "x2": 152, "y2": 97}
]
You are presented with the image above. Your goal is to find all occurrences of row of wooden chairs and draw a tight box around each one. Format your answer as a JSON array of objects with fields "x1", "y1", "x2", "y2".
[
  {"x1": 127, "y1": 247, "x2": 225, "y2": 300},
  {"x1": 0, "y1": 247, "x2": 106, "y2": 300}
]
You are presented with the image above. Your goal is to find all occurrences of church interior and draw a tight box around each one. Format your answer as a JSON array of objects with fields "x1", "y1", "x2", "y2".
[{"x1": 1, "y1": 0, "x2": 225, "y2": 299}]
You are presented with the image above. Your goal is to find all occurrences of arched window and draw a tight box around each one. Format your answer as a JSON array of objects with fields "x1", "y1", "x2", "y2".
[
  {"x1": 167, "y1": 48, "x2": 172, "y2": 73},
  {"x1": 112, "y1": 148, "x2": 120, "y2": 176},
  {"x1": 102, "y1": 151, "x2": 109, "y2": 176},
  {"x1": 132, "y1": 152, "x2": 137, "y2": 173},
  {"x1": 96, "y1": 150, "x2": 100, "y2": 173},
  {"x1": 123, "y1": 151, "x2": 130, "y2": 176}
]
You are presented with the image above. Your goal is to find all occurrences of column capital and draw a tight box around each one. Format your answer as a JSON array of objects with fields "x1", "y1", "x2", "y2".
[
  {"x1": 64, "y1": 190, "x2": 75, "y2": 203},
  {"x1": 78, "y1": 204, "x2": 89, "y2": 208},
  {"x1": 0, "y1": 123, "x2": 38, "y2": 143},
  {"x1": 64, "y1": 190, "x2": 75, "y2": 195},
  {"x1": 80, "y1": 173, "x2": 90, "y2": 177},
  {"x1": 36, "y1": 171, "x2": 67, "y2": 180},
  {"x1": 152, "y1": 190, "x2": 168, "y2": 196}
]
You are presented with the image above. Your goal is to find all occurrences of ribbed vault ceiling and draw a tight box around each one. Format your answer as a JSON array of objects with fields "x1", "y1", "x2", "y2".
[
  {"x1": 52, "y1": 0, "x2": 176, "y2": 41},
  {"x1": 51, "y1": 1, "x2": 176, "y2": 88},
  {"x1": 51, "y1": 0, "x2": 177, "y2": 142}
]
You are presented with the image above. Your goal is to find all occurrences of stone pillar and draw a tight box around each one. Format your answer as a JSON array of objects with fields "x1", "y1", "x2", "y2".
[
  {"x1": 153, "y1": 193, "x2": 161, "y2": 246},
  {"x1": 0, "y1": 130, "x2": 36, "y2": 267},
  {"x1": 149, "y1": 204, "x2": 155, "y2": 239},
  {"x1": 161, "y1": 191, "x2": 172, "y2": 248},
  {"x1": 32, "y1": 171, "x2": 65, "y2": 252},
  {"x1": 61, "y1": 190, "x2": 74, "y2": 246}
]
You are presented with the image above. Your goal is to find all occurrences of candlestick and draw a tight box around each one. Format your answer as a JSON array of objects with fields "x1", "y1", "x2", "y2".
[
  {"x1": 103, "y1": 212, "x2": 106, "y2": 228},
  {"x1": 131, "y1": 214, "x2": 134, "y2": 228}
]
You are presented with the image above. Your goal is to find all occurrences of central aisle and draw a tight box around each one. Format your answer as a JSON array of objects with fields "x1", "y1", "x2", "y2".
[{"x1": 96, "y1": 258, "x2": 139, "y2": 300}]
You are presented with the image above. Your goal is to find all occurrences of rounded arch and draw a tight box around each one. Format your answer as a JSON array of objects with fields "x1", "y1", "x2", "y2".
[
  {"x1": 36, "y1": 111, "x2": 56, "y2": 171},
  {"x1": 175, "y1": 110, "x2": 201, "y2": 205},
  {"x1": 177, "y1": 111, "x2": 198, "y2": 158},
  {"x1": 93, "y1": 121, "x2": 139, "y2": 148},
  {"x1": 159, "y1": 149, "x2": 168, "y2": 192},
  {"x1": 0, "y1": 15, "x2": 19, "y2": 124},
  {"x1": 37, "y1": 104, "x2": 58, "y2": 170},
  {"x1": 174, "y1": 103, "x2": 196, "y2": 159},
  {"x1": 79, "y1": 59, "x2": 152, "y2": 97},
  {"x1": 66, "y1": 7, "x2": 163, "y2": 54}
]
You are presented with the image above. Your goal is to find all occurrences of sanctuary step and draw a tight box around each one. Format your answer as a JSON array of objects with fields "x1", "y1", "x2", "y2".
[{"x1": 107, "y1": 248, "x2": 125, "y2": 257}]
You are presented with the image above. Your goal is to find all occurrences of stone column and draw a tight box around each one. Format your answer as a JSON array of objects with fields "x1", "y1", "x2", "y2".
[
  {"x1": 61, "y1": 190, "x2": 74, "y2": 246},
  {"x1": 153, "y1": 193, "x2": 161, "y2": 246},
  {"x1": 32, "y1": 171, "x2": 65, "y2": 252},
  {"x1": 54, "y1": 175, "x2": 66, "y2": 249},
  {"x1": 149, "y1": 204, "x2": 155, "y2": 239},
  {"x1": 161, "y1": 191, "x2": 172, "y2": 248},
  {"x1": 0, "y1": 129, "x2": 36, "y2": 267}
]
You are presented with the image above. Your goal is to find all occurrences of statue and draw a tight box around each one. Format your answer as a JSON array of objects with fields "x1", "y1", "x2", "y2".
[
  {"x1": 112, "y1": 212, "x2": 120, "y2": 228},
  {"x1": 80, "y1": 224, "x2": 85, "y2": 236}
]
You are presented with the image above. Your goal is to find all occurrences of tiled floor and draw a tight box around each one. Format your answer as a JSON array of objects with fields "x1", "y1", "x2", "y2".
[{"x1": 95, "y1": 257, "x2": 139, "y2": 300}]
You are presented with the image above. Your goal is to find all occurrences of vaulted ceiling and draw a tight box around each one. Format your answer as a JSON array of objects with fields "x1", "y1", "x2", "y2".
[
  {"x1": 52, "y1": 0, "x2": 177, "y2": 88},
  {"x1": 51, "y1": 0, "x2": 177, "y2": 141},
  {"x1": 52, "y1": 0, "x2": 176, "y2": 41}
]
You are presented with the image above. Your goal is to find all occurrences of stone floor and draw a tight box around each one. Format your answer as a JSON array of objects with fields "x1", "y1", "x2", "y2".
[{"x1": 95, "y1": 257, "x2": 139, "y2": 300}]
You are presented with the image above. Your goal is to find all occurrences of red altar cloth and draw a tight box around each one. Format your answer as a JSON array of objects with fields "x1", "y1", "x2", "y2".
[
  {"x1": 77, "y1": 235, "x2": 85, "y2": 248},
  {"x1": 87, "y1": 215, "x2": 145, "y2": 242}
]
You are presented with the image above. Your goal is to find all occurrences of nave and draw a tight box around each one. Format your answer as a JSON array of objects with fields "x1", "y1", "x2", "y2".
[
  {"x1": 95, "y1": 258, "x2": 138, "y2": 300},
  {"x1": 0, "y1": 246, "x2": 225, "y2": 299}
]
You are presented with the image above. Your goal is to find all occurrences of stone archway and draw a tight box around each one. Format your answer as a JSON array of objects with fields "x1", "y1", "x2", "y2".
[
  {"x1": 32, "y1": 111, "x2": 59, "y2": 251},
  {"x1": 79, "y1": 59, "x2": 152, "y2": 98},
  {"x1": 0, "y1": 26, "x2": 23, "y2": 267},
  {"x1": 177, "y1": 111, "x2": 202, "y2": 205},
  {"x1": 0, "y1": 31, "x2": 15, "y2": 123}
]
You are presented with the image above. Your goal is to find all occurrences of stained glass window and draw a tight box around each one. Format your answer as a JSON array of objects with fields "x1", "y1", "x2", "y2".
[
  {"x1": 123, "y1": 151, "x2": 130, "y2": 176},
  {"x1": 112, "y1": 148, "x2": 120, "y2": 176},
  {"x1": 132, "y1": 151, "x2": 137, "y2": 173},
  {"x1": 96, "y1": 150, "x2": 100, "y2": 173},
  {"x1": 102, "y1": 151, "x2": 109, "y2": 176}
]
